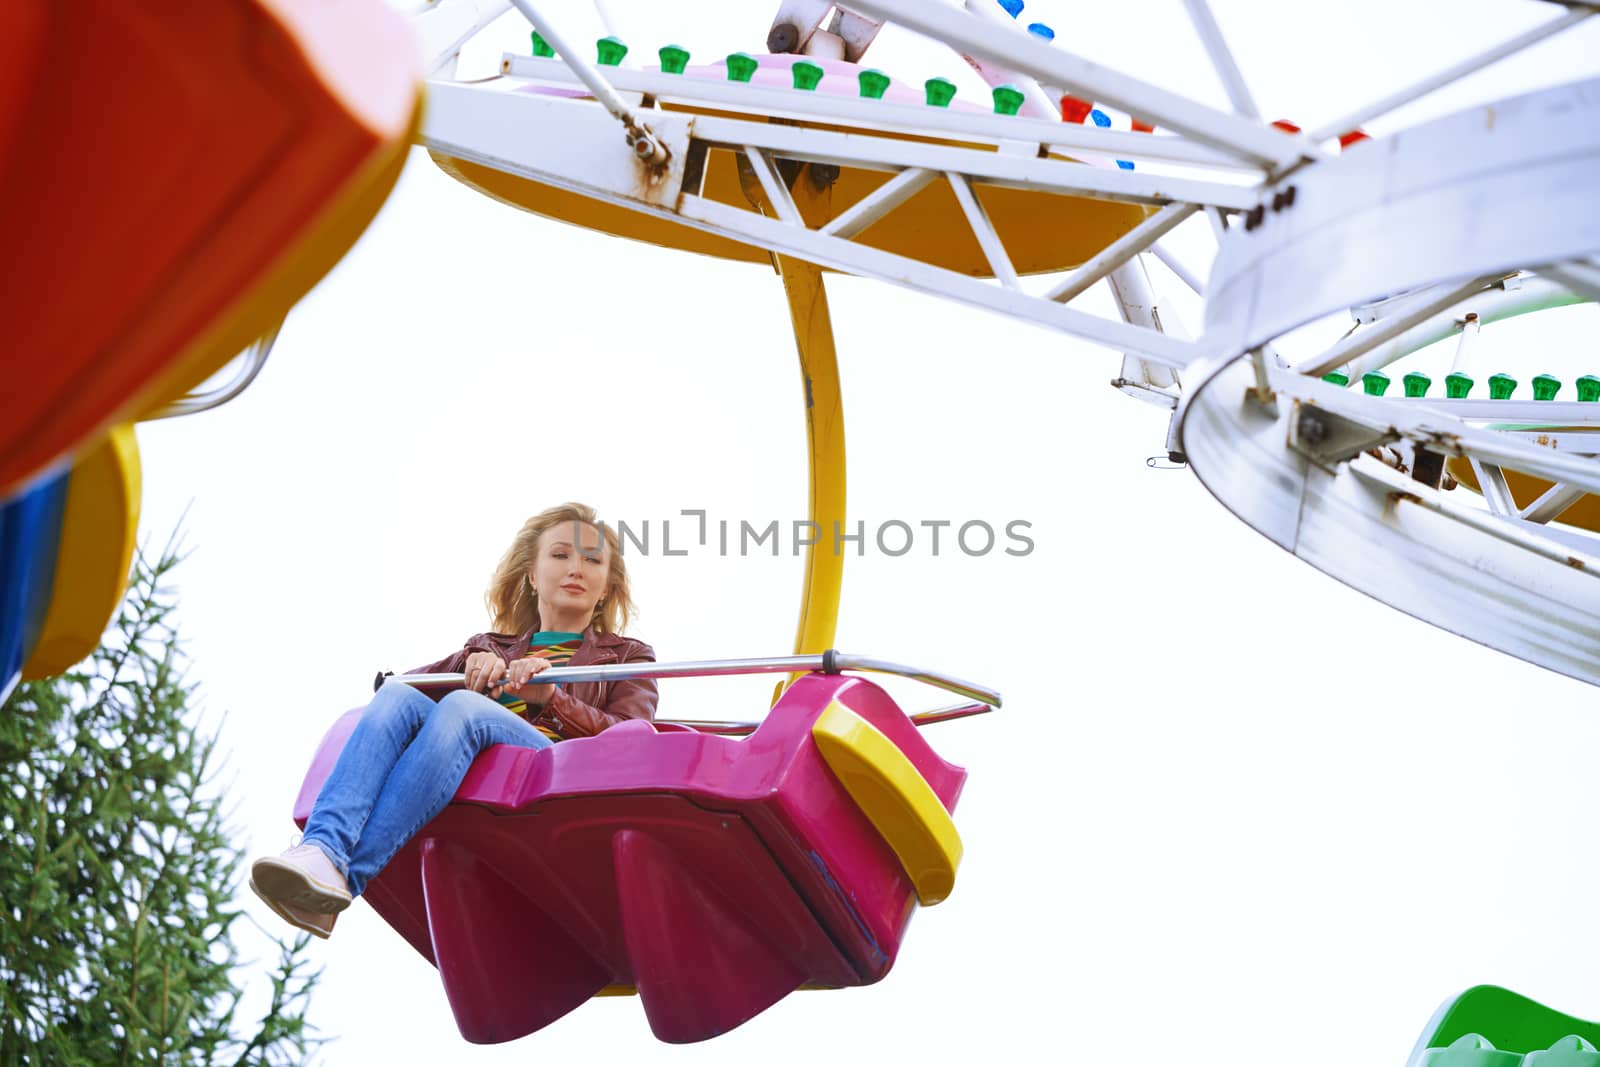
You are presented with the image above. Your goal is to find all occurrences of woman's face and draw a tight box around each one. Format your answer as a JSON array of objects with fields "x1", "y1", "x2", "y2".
[{"x1": 527, "y1": 521, "x2": 610, "y2": 627}]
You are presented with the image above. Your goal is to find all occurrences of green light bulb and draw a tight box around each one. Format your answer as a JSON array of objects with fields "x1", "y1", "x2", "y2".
[
  {"x1": 1577, "y1": 375, "x2": 1600, "y2": 402},
  {"x1": 925, "y1": 77, "x2": 957, "y2": 107},
  {"x1": 1361, "y1": 370, "x2": 1390, "y2": 396},
  {"x1": 1445, "y1": 372, "x2": 1473, "y2": 399},
  {"x1": 1532, "y1": 374, "x2": 1561, "y2": 401},
  {"x1": 858, "y1": 68, "x2": 890, "y2": 99},
  {"x1": 658, "y1": 44, "x2": 689, "y2": 74},
  {"x1": 992, "y1": 84, "x2": 1025, "y2": 116},
  {"x1": 596, "y1": 36, "x2": 628, "y2": 66},
  {"x1": 726, "y1": 52, "x2": 758, "y2": 82},
  {"x1": 1489, "y1": 373, "x2": 1517, "y2": 399},
  {"x1": 1322, "y1": 371, "x2": 1349, "y2": 387},
  {"x1": 1402, "y1": 372, "x2": 1431, "y2": 398},
  {"x1": 531, "y1": 31, "x2": 555, "y2": 58},
  {"x1": 792, "y1": 60, "x2": 824, "y2": 91}
]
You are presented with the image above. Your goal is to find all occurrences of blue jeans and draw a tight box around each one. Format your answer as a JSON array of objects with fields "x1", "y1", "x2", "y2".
[{"x1": 301, "y1": 683, "x2": 553, "y2": 896}]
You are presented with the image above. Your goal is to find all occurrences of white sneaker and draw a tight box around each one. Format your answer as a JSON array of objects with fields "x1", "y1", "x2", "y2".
[
  {"x1": 250, "y1": 879, "x2": 338, "y2": 939},
  {"x1": 250, "y1": 843, "x2": 352, "y2": 914}
]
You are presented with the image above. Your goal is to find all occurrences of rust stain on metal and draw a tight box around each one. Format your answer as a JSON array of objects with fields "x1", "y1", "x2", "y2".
[
  {"x1": 1424, "y1": 430, "x2": 1465, "y2": 455},
  {"x1": 1367, "y1": 447, "x2": 1409, "y2": 474},
  {"x1": 1569, "y1": 556, "x2": 1587, "y2": 570}
]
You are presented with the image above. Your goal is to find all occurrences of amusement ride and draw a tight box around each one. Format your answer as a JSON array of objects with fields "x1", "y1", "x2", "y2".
[{"x1": 3, "y1": 0, "x2": 1599, "y2": 1059}]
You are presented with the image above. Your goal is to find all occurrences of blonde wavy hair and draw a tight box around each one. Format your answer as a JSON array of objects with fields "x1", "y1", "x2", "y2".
[{"x1": 485, "y1": 503, "x2": 634, "y2": 635}]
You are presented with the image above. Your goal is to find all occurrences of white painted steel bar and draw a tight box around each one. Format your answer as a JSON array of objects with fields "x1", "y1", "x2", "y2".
[
  {"x1": 1180, "y1": 0, "x2": 1262, "y2": 120},
  {"x1": 1045, "y1": 203, "x2": 1200, "y2": 303},
  {"x1": 1351, "y1": 459, "x2": 1600, "y2": 574},
  {"x1": 958, "y1": 0, "x2": 1128, "y2": 152},
  {"x1": 396, "y1": 652, "x2": 1003, "y2": 706},
  {"x1": 1544, "y1": 260, "x2": 1600, "y2": 302},
  {"x1": 1205, "y1": 205, "x2": 1230, "y2": 239},
  {"x1": 412, "y1": 0, "x2": 513, "y2": 76},
  {"x1": 688, "y1": 112, "x2": 1260, "y2": 209},
  {"x1": 1454, "y1": 436, "x2": 1600, "y2": 496},
  {"x1": 844, "y1": 0, "x2": 1306, "y2": 169},
  {"x1": 499, "y1": 55, "x2": 1258, "y2": 171},
  {"x1": 1283, "y1": 371, "x2": 1600, "y2": 494},
  {"x1": 1451, "y1": 312, "x2": 1482, "y2": 373},
  {"x1": 1299, "y1": 274, "x2": 1505, "y2": 378},
  {"x1": 422, "y1": 83, "x2": 694, "y2": 210},
  {"x1": 1471, "y1": 459, "x2": 1519, "y2": 516},
  {"x1": 1152, "y1": 243, "x2": 1204, "y2": 295},
  {"x1": 1388, "y1": 399, "x2": 1600, "y2": 425},
  {"x1": 945, "y1": 172, "x2": 1020, "y2": 290},
  {"x1": 1521, "y1": 482, "x2": 1588, "y2": 524},
  {"x1": 1495, "y1": 430, "x2": 1600, "y2": 453},
  {"x1": 1309, "y1": 9, "x2": 1593, "y2": 142},
  {"x1": 678, "y1": 193, "x2": 1202, "y2": 367},
  {"x1": 1108, "y1": 259, "x2": 1180, "y2": 390},
  {"x1": 590, "y1": 0, "x2": 620, "y2": 37},
  {"x1": 819, "y1": 166, "x2": 937, "y2": 238},
  {"x1": 958, "y1": 0, "x2": 1068, "y2": 122},
  {"x1": 1337, "y1": 277, "x2": 1583, "y2": 381},
  {"x1": 683, "y1": 192, "x2": 1202, "y2": 366},
  {"x1": 427, "y1": 80, "x2": 1201, "y2": 365},
  {"x1": 507, "y1": 0, "x2": 667, "y2": 160},
  {"x1": 742, "y1": 146, "x2": 804, "y2": 226}
]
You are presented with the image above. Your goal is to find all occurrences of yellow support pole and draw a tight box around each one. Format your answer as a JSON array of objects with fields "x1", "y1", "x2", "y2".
[
  {"x1": 768, "y1": 166, "x2": 847, "y2": 699},
  {"x1": 781, "y1": 258, "x2": 846, "y2": 649}
]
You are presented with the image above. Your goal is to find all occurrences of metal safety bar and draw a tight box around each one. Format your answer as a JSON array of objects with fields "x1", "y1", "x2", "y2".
[
  {"x1": 643, "y1": 702, "x2": 992, "y2": 737},
  {"x1": 507, "y1": 0, "x2": 669, "y2": 164},
  {"x1": 387, "y1": 649, "x2": 1001, "y2": 710},
  {"x1": 148, "y1": 318, "x2": 283, "y2": 420}
]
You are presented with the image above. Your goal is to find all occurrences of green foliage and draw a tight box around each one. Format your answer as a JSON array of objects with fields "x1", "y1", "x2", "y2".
[{"x1": 0, "y1": 540, "x2": 323, "y2": 1065}]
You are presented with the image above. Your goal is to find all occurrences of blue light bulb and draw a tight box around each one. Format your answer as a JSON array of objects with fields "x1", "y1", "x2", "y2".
[
  {"x1": 1026, "y1": 22, "x2": 1054, "y2": 40},
  {"x1": 1088, "y1": 109, "x2": 1134, "y2": 168}
]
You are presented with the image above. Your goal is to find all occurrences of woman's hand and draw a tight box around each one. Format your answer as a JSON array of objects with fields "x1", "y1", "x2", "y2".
[
  {"x1": 463, "y1": 651, "x2": 509, "y2": 696},
  {"x1": 504, "y1": 656, "x2": 556, "y2": 705}
]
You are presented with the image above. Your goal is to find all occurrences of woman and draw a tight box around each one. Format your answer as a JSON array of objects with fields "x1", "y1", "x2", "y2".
[{"x1": 250, "y1": 503, "x2": 657, "y2": 939}]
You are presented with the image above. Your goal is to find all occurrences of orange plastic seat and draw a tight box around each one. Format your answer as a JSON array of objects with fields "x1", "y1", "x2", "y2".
[{"x1": 0, "y1": 0, "x2": 422, "y2": 497}]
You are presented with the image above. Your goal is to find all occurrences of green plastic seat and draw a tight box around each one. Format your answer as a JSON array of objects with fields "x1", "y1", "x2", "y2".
[{"x1": 1411, "y1": 987, "x2": 1600, "y2": 1067}]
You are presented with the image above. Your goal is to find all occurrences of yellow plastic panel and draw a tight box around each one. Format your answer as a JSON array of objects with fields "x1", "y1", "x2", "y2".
[
  {"x1": 811, "y1": 701, "x2": 962, "y2": 905},
  {"x1": 22, "y1": 425, "x2": 141, "y2": 680},
  {"x1": 431, "y1": 130, "x2": 1150, "y2": 277}
]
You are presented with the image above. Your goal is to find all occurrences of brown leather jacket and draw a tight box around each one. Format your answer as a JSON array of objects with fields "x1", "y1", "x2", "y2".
[{"x1": 409, "y1": 627, "x2": 658, "y2": 739}]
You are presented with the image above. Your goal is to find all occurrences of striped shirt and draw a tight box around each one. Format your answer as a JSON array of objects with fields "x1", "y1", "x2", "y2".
[{"x1": 497, "y1": 630, "x2": 582, "y2": 742}]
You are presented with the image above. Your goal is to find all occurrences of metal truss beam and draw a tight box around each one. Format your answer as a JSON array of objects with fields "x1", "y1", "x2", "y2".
[
  {"x1": 843, "y1": 0, "x2": 1309, "y2": 169},
  {"x1": 499, "y1": 56, "x2": 1259, "y2": 172}
]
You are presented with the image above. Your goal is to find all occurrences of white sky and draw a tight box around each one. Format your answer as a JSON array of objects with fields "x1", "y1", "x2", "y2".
[{"x1": 129, "y1": 2, "x2": 1600, "y2": 1063}]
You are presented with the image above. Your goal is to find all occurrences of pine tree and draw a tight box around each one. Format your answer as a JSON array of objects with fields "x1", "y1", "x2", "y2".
[{"x1": 0, "y1": 539, "x2": 323, "y2": 1065}]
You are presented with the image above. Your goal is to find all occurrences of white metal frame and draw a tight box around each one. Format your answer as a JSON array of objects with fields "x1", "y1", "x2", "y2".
[{"x1": 411, "y1": 0, "x2": 1600, "y2": 688}]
